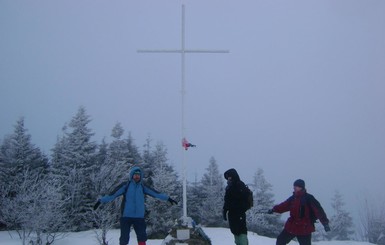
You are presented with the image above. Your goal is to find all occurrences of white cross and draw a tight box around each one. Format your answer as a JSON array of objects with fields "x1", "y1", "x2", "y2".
[{"x1": 138, "y1": 4, "x2": 229, "y2": 221}]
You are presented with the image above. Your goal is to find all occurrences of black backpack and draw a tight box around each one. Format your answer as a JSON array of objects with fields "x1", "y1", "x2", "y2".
[
  {"x1": 305, "y1": 194, "x2": 326, "y2": 224},
  {"x1": 243, "y1": 185, "x2": 254, "y2": 210},
  {"x1": 288, "y1": 193, "x2": 325, "y2": 224}
]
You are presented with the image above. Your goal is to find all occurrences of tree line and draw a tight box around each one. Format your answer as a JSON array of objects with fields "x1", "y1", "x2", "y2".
[{"x1": 1, "y1": 107, "x2": 383, "y2": 245}]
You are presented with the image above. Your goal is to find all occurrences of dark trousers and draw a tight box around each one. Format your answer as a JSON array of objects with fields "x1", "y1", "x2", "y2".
[
  {"x1": 228, "y1": 211, "x2": 247, "y2": 235},
  {"x1": 120, "y1": 217, "x2": 147, "y2": 245},
  {"x1": 276, "y1": 229, "x2": 311, "y2": 245}
]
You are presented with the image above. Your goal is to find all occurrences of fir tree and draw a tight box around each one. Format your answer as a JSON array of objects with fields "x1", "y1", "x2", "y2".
[
  {"x1": 199, "y1": 157, "x2": 225, "y2": 227},
  {"x1": 141, "y1": 136, "x2": 155, "y2": 187},
  {"x1": 187, "y1": 173, "x2": 205, "y2": 225},
  {"x1": 50, "y1": 107, "x2": 97, "y2": 231},
  {"x1": 358, "y1": 199, "x2": 385, "y2": 244},
  {"x1": 0, "y1": 118, "x2": 48, "y2": 184},
  {"x1": 143, "y1": 142, "x2": 180, "y2": 238},
  {"x1": 327, "y1": 190, "x2": 354, "y2": 240},
  {"x1": 0, "y1": 118, "x2": 48, "y2": 231},
  {"x1": 247, "y1": 168, "x2": 282, "y2": 237}
]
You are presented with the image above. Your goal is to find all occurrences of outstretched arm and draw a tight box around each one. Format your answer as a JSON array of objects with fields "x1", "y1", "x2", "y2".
[
  {"x1": 143, "y1": 185, "x2": 170, "y2": 201},
  {"x1": 272, "y1": 197, "x2": 292, "y2": 214},
  {"x1": 100, "y1": 182, "x2": 127, "y2": 203}
]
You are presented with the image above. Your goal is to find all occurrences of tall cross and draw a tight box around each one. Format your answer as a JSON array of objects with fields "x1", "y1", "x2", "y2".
[{"x1": 138, "y1": 4, "x2": 229, "y2": 221}]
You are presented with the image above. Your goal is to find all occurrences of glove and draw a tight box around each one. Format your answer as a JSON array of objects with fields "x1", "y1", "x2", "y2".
[
  {"x1": 267, "y1": 209, "x2": 274, "y2": 214},
  {"x1": 223, "y1": 209, "x2": 228, "y2": 221},
  {"x1": 168, "y1": 198, "x2": 178, "y2": 205},
  {"x1": 93, "y1": 200, "x2": 101, "y2": 210},
  {"x1": 324, "y1": 224, "x2": 331, "y2": 232}
]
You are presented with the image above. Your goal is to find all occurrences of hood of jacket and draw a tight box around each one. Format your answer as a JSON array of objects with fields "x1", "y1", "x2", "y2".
[
  {"x1": 224, "y1": 168, "x2": 240, "y2": 181},
  {"x1": 129, "y1": 166, "x2": 143, "y2": 183}
]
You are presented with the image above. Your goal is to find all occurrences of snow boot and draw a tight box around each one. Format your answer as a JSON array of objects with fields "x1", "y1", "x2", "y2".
[{"x1": 138, "y1": 242, "x2": 146, "y2": 245}]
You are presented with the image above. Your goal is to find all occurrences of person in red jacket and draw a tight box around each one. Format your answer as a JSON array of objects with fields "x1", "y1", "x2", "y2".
[{"x1": 268, "y1": 179, "x2": 330, "y2": 245}]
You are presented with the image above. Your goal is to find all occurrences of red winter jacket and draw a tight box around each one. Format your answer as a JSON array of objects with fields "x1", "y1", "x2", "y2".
[{"x1": 273, "y1": 190, "x2": 329, "y2": 236}]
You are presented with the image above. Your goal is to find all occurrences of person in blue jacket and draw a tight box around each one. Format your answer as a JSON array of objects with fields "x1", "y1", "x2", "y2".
[{"x1": 93, "y1": 166, "x2": 178, "y2": 245}]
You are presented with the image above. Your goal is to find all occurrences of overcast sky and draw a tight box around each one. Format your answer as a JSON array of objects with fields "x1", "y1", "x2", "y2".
[{"x1": 1, "y1": 0, "x2": 384, "y2": 225}]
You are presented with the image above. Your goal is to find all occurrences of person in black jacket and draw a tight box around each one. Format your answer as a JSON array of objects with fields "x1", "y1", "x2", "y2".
[{"x1": 223, "y1": 168, "x2": 249, "y2": 245}]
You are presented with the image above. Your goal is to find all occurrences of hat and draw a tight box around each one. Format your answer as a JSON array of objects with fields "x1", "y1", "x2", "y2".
[
  {"x1": 293, "y1": 179, "x2": 305, "y2": 189},
  {"x1": 133, "y1": 169, "x2": 141, "y2": 175}
]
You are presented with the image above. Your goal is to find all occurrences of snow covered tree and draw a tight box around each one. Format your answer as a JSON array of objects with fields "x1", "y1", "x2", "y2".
[
  {"x1": 359, "y1": 199, "x2": 385, "y2": 245},
  {"x1": 126, "y1": 132, "x2": 143, "y2": 167},
  {"x1": 104, "y1": 123, "x2": 136, "y2": 183},
  {"x1": 199, "y1": 157, "x2": 225, "y2": 227},
  {"x1": 50, "y1": 107, "x2": 97, "y2": 231},
  {"x1": 140, "y1": 136, "x2": 155, "y2": 187},
  {"x1": 0, "y1": 168, "x2": 66, "y2": 245},
  {"x1": 90, "y1": 139, "x2": 120, "y2": 245},
  {"x1": 247, "y1": 168, "x2": 282, "y2": 237},
  {"x1": 187, "y1": 173, "x2": 205, "y2": 225},
  {"x1": 0, "y1": 117, "x2": 48, "y2": 185},
  {"x1": 143, "y1": 142, "x2": 181, "y2": 238},
  {"x1": 0, "y1": 149, "x2": 6, "y2": 230},
  {"x1": 326, "y1": 190, "x2": 354, "y2": 240},
  {"x1": 91, "y1": 124, "x2": 140, "y2": 244},
  {"x1": 0, "y1": 118, "x2": 48, "y2": 231}
]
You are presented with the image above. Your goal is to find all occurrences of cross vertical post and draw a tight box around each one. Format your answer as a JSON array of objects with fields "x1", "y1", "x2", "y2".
[{"x1": 138, "y1": 4, "x2": 229, "y2": 222}]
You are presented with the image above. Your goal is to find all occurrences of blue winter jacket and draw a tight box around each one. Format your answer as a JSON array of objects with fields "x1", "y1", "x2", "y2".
[{"x1": 100, "y1": 166, "x2": 169, "y2": 218}]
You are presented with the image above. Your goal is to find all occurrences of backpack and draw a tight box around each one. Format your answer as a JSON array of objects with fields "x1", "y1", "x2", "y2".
[
  {"x1": 288, "y1": 193, "x2": 325, "y2": 224},
  {"x1": 305, "y1": 194, "x2": 326, "y2": 224},
  {"x1": 244, "y1": 185, "x2": 254, "y2": 210}
]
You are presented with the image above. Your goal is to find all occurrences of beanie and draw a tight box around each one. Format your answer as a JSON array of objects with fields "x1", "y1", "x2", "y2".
[
  {"x1": 293, "y1": 179, "x2": 305, "y2": 189},
  {"x1": 133, "y1": 169, "x2": 141, "y2": 175}
]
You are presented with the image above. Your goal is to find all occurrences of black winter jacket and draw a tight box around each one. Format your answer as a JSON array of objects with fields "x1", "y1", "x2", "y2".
[{"x1": 223, "y1": 168, "x2": 248, "y2": 213}]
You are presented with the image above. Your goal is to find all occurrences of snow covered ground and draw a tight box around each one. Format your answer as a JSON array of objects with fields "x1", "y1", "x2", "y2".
[{"x1": 0, "y1": 227, "x2": 374, "y2": 245}]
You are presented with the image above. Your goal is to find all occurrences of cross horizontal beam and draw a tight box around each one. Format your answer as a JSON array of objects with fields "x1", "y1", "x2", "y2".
[{"x1": 138, "y1": 49, "x2": 229, "y2": 53}]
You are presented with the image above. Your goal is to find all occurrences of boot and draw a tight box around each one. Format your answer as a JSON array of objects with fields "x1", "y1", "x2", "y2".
[
  {"x1": 238, "y1": 234, "x2": 248, "y2": 245},
  {"x1": 138, "y1": 241, "x2": 146, "y2": 245}
]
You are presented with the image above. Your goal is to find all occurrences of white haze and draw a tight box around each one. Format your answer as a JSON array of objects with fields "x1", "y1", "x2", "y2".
[{"x1": 1, "y1": 0, "x2": 385, "y2": 232}]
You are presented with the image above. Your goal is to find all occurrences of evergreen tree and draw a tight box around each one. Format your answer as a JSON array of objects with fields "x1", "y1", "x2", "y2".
[
  {"x1": 187, "y1": 173, "x2": 205, "y2": 225},
  {"x1": 0, "y1": 118, "x2": 48, "y2": 231},
  {"x1": 126, "y1": 132, "x2": 142, "y2": 167},
  {"x1": 141, "y1": 136, "x2": 155, "y2": 187},
  {"x1": 0, "y1": 142, "x2": 7, "y2": 183},
  {"x1": 50, "y1": 107, "x2": 97, "y2": 231},
  {"x1": 107, "y1": 123, "x2": 134, "y2": 181},
  {"x1": 91, "y1": 124, "x2": 140, "y2": 240},
  {"x1": 358, "y1": 198, "x2": 385, "y2": 244},
  {"x1": 0, "y1": 118, "x2": 66, "y2": 243},
  {"x1": 199, "y1": 157, "x2": 225, "y2": 227},
  {"x1": 91, "y1": 139, "x2": 121, "y2": 245},
  {"x1": 247, "y1": 168, "x2": 282, "y2": 237},
  {"x1": 0, "y1": 118, "x2": 48, "y2": 183},
  {"x1": 144, "y1": 142, "x2": 180, "y2": 238},
  {"x1": 327, "y1": 190, "x2": 354, "y2": 240}
]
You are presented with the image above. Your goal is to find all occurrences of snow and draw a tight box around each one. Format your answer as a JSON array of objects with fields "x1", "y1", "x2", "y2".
[{"x1": 0, "y1": 227, "x2": 374, "y2": 245}]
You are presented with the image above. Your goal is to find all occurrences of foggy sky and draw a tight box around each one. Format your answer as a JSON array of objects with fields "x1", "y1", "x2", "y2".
[{"x1": 1, "y1": 0, "x2": 385, "y2": 227}]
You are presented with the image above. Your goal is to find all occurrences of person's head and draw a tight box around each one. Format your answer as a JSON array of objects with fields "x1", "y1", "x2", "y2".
[
  {"x1": 130, "y1": 166, "x2": 142, "y2": 183},
  {"x1": 224, "y1": 168, "x2": 240, "y2": 182},
  {"x1": 293, "y1": 179, "x2": 305, "y2": 193}
]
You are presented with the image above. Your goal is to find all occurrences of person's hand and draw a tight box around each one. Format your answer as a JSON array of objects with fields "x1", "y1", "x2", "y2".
[
  {"x1": 324, "y1": 224, "x2": 331, "y2": 232},
  {"x1": 267, "y1": 209, "x2": 274, "y2": 214},
  {"x1": 93, "y1": 200, "x2": 101, "y2": 210},
  {"x1": 223, "y1": 209, "x2": 228, "y2": 221},
  {"x1": 168, "y1": 198, "x2": 178, "y2": 205}
]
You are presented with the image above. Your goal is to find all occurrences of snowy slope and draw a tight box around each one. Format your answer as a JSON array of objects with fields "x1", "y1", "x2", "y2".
[{"x1": 0, "y1": 228, "x2": 374, "y2": 245}]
